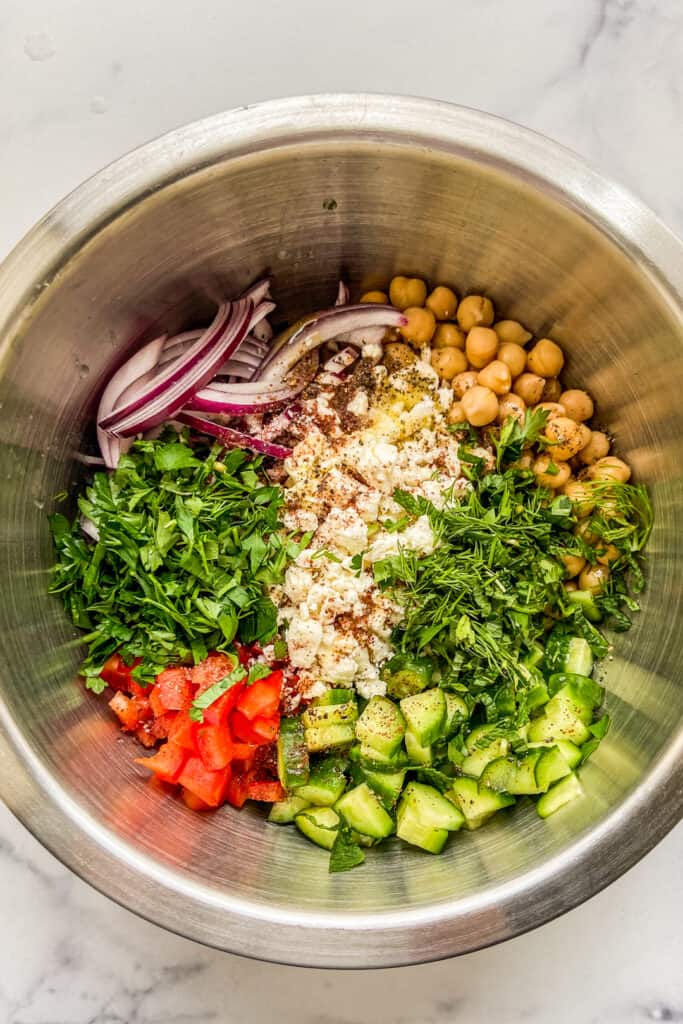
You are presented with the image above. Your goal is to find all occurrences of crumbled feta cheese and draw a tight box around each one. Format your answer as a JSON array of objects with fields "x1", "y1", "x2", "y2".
[
  {"x1": 347, "y1": 389, "x2": 369, "y2": 417},
  {"x1": 362, "y1": 342, "x2": 384, "y2": 363},
  {"x1": 316, "y1": 507, "x2": 368, "y2": 555},
  {"x1": 286, "y1": 613, "x2": 323, "y2": 668}
]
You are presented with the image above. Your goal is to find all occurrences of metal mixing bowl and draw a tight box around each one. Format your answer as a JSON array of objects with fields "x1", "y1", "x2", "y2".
[{"x1": 0, "y1": 95, "x2": 681, "y2": 968}]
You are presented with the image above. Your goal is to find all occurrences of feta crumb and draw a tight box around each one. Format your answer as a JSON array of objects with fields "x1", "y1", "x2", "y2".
[
  {"x1": 362, "y1": 342, "x2": 383, "y2": 363},
  {"x1": 286, "y1": 613, "x2": 323, "y2": 668},
  {"x1": 347, "y1": 389, "x2": 369, "y2": 417}
]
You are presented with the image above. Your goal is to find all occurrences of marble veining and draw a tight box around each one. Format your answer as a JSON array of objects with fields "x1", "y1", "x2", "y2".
[{"x1": 1, "y1": 0, "x2": 682, "y2": 1020}]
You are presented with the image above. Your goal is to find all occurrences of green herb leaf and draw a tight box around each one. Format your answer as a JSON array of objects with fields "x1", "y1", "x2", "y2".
[
  {"x1": 189, "y1": 659, "x2": 246, "y2": 721},
  {"x1": 329, "y1": 827, "x2": 365, "y2": 873}
]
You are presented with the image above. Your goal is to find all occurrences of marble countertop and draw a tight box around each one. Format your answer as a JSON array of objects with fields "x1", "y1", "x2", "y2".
[{"x1": 1, "y1": 0, "x2": 682, "y2": 1020}]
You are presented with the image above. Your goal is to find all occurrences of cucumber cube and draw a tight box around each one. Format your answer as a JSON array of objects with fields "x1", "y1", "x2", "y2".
[
  {"x1": 447, "y1": 777, "x2": 515, "y2": 830},
  {"x1": 461, "y1": 725, "x2": 510, "y2": 778},
  {"x1": 479, "y1": 751, "x2": 542, "y2": 795},
  {"x1": 355, "y1": 696, "x2": 406, "y2": 758},
  {"x1": 363, "y1": 768, "x2": 407, "y2": 809},
  {"x1": 536, "y1": 773, "x2": 583, "y2": 818},
  {"x1": 335, "y1": 783, "x2": 395, "y2": 839},
  {"x1": 304, "y1": 723, "x2": 356, "y2": 752},
  {"x1": 400, "y1": 688, "x2": 446, "y2": 746},
  {"x1": 303, "y1": 701, "x2": 358, "y2": 729},
  {"x1": 277, "y1": 717, "x2": 309, "y2": 789},
  {"x1": 527, "y1": 706, "x2": 591, "y2": 745},
  {"x1": 528, "y1": 739, "x2": 582, "y2": 769},
  {"x1": 534, "y1": 745, "x2": 573, "y2": 791},
  {"x1": 443, "y1": 692, "x2": 470, "y2": 736},
  {"x1": 400, "y1": 782, "x2": 465, "y2": 831},
  {"x1": 294, "y1": 756, "x2": 347, "y2": 807},
  {"x1": 312, "y1": 688, "x2": 355, "y2": 706},
  {"x1": 396, "y1": 805, "x2": 448, "y2": 854},
  {"x1": 295, "y1": 806, "x2": 340, "y2": 850},
  {"x1": 404, "y1": 729, "x2": 434, "y2": 765},
  {"x1": 268, "y1": 795, "x2": 311, "y2": 824}
]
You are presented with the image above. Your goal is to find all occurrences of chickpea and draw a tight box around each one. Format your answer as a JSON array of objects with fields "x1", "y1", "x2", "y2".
[
  {"x1": 432, "y1": 323, "x2": 466, "y2": 350},
  {"x1": 360, "y1": 289, "x2": 389, "y2": 304},
  {"x1": 541, "y1": 377, "x2": 563, "y2": 403},
  {"x1": 564, "y1": 481, "x2": 596, "y2": 518},
  {"x1": 526, "y1": 338, "x2": 565, "y2": 377},
  {"x1": 477, "y1": 360, "x2": 511, "y2": 395},
  {"x1": 383, "y1": 342, "x2": 417, "y2": 372},
  {"x1": 578, "y1": 430, "x2": 610, "y2": 465},
  {"x1": 535, "y1": 401, "x2": 566, "y2": 418},
  {"x1": 532, "y1": 455, "x2": 571, "y2": 489},
  {"x1": 399, "y1": 306, "x2": 436, "y2": 347},
  {"x1": 431, "y1": 347, "x2": 468, "y2": 381},
  {"x1": 497, "y1": 393, "x2": 526, "y2": 424},
  {"x1": 544, "y1": 417, "x2": 591, "y2": 460},
  {"x1": 389, "y1": 276, "x2": 427, "y2": 310},
  {"x1": 587, "y1": 456, "x2": 631, "y2": 483},
  {"x1": 447, "y1": 401, "x2": 466, "y2": 425},
  {"x1": 457, "y1": 295, "x2": 495, "y2": 332},
  {"x1": 465, "y1": 326, "x2": 498, "y2": 369},
  {"x1": 574, "y1": 519, "x2": 600, "y2": 545},
  {"x1": 560, "y1": 388, "x2": 594, "y2": 422},
  {"x1": 561, "y1": 552, "x2": 587, "y2": 578},
  {"x1": 513, "y1": 372, "x2": 545, "y2": 406},
  {"x1": 564, "y1": 580, "x2": 579, "y2": 593},
  {"x1": 452, "y1": 371, "x2": 479, "y2": 398},
  {"x1": 426, "y1": 285, "x2": 458, "y2": 321},
  {"x1": 516, "y1": 452, "x2": 534, "y2": 470},
  {"x1": 493, "y1": 320, "x2": 532, "y2": 346},
  {"x1": 579, "y1": 563, "x2": 610, "y2": 595},
  {"x1": 497, "y1": 341, "x2": 527, "y2": 378},
  {"x1": 461, "y1": 385, "x2": 499, "y2": 427},
  {"x1": 596, "y1": 542, "x2": 620, "y2": 566}
]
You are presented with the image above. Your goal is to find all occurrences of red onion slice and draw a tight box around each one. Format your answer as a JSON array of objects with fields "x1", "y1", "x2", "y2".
[
  {"x1": 241, "y1": 277, "x2": 271, "y2": 307},
  {"x1": 100, "y1": 299, "x2": 253, "y2": 436},
  {"x1": 259, "y1": 304, "x2": 406, "y2": 383},
  {"x1": 96, "y1": 333, "x2": 166, "y2": 467},
  {"x1": 335, "y1": 280, "x2": 350, "y2": 306},
  {"x1": 323, "y1": 346, "x2": 358, "y2": 375},
  {"x1": 176, "y1": 411, "x2": 292, "y2": 459},
  {"x1": 252, "y1": 318, "x2": 273, "y2": 343}
]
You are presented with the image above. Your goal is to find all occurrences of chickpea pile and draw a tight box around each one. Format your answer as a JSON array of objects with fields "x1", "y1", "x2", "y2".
[{"x1": 362, "y1": 275, "x2": 634, "y2": 596}]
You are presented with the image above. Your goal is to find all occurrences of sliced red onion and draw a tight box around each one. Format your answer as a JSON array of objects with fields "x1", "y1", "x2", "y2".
[
  {"x1": 185, "y1": 378, "x2": 301, "y2": 414},
  {"x1": 261, "y1": 403, "x2": 302, "y2": 441},
  {"x1": 158, "y1": 330, "x2": 203, "y2": 367},
  {"x1": 96, "y1": 333, "x2": 166, "y2": 467},
  {"x1": 335, "y1": 280, "x2": 350, "y2": 306},
  {"x1": 259, "y1": 305, "x2": 406, "y2": 383},
  {"x1": 252, "y1": 318, "x2": 273, "y2": 343},
  {"x1": 338, "y1": 324, "x2": 388, "y2": 347},
  {"x1": 323, "y1": 346, "x2": 358, "y2": 375},
  {"x1": 176, "y1": 411, "x2": 292, "y2": 459},
  {"x1": 80, "y1": 515, "x2": 100, "y2": 542},
  {"x1": 241, "y1": 277, "x2": 271, "y2": 307},
  {"x1": 100, "y1": 299, "x2": 253, "y2": 436}
]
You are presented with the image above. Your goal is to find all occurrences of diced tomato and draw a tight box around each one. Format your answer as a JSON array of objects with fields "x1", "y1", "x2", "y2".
[
  {"x1": 109, "y1": 691, "x2": 150, "y2": 731},
  {"x1": 178, "y1": 757, "x2": 231, "y2": 808},
  {"x1": 168, "y1": 712, "x2": 199, "y2": 753},
  {"x1": 247, "y1": 780, "x2": 285, "y2": 803},
  {"x1": 134, "y1": 725, "x2": 157, "y2": 748},
  {"x1": 224, "y1": 767, "x2": 252, "y2": 808},
  {"x1": 196, "y1": 722, "x2": 256, "y2": 770},
  {"x1": 203, "y1": 683, "x2": 245, "y2": 727},
  {"x1": 155, "y1": 667, "x2": 194, "y2": 711},
  {"x1": 148, "y1": 685, "x2": 167, "y2": 718},
  {"x1": 234, "y1": 641, "x2": 261, "y2": 666},
  {"x1": 191, "y1": 653, "x2": 240, "y2": 695},
  {"x1": 150, "y1": 711, "x2": 178, "y2": 740},
  {"x1": 135, "y1": 741, "x2": 187, "y2": 783},
  {"x1": 231, "y1": 709, "x2": 279, "y2": 745},
  {"x1": 180, "y1": 788, "x2": 214, "y2": 812},
  {"x1": 236, "y1": 672, "x2": 282, "y2": 721},
  {"x1": 100, "y1": 654, "x2": 147, "y2": 697}
]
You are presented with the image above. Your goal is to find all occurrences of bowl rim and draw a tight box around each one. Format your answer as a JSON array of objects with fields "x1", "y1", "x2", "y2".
[{"x1": 1, "y1": 93, "x2": 682, "y2": 968}]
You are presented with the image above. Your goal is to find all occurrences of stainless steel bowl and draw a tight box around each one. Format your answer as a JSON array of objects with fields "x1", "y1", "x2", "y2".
[{"x1": 0, "y1": 95, "x2": 681, "y2": 968}]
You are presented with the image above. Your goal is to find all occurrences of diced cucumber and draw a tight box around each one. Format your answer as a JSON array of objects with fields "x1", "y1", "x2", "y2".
[
  {"x1": 396, "y1": 782, "x2": 464, "y2": 853},
  {"x1": 534, "y1": 745, "x2": 572, "y2": 790},
  {"x1": 567, "y1": 589, "x2": 602, "y2": 622},
  {"x1": 545, "y1": 629, "x2": 595, "y2": 676},
  {"x1": 547, "y1": 675, "x2": 604, "y2": 722},
  {"x1": 268, "y1": 795, "x2": 311, "y2": 824},
  {"x1": 400, "y1": 688, "x2": 446, "y2": 746},
  {"x1": 447, "y1": 737, "x2": 465, "y2": 766},
  {"x1": 528, "y1": 739, "x2": 582, "y2": 769},
  {"x1": 383, "y1": 654, "x2": 435, "y2": 699},
  {"x1": 443, "y1": 692, "x2": 470, "y2": 736},
  {"x1": 524, "y1": 642, "x2": 545, "y2": 669},
  {"x1": 294, "y1": 755, "x2": 347, "y2": 806},
  {"x1": 479, "y1": 751, "x2": 542, "y2": 795},
  {"x1": 527, "y1": 681, "x2": 550, "y2": 711},
  {"x1": 355, "y1": 696, "x2": 406, "y2": 758},
  {"x1": 447, "y1": 777, "x2": 515, "y2": 830},
  {"x1": 335, "y1": 783, "x2": 395, "y2": 839},
  {"x1": 536, "y1": 773, "x2": 583, "y2": 818},
  {"x1": 277, "y1": 717, "x2": 309, "y2": 790},
  {"x1": 312, "y1": 688, "x2": 355, "y2": 706},
  {"x1": 305, "y1": 722, "x2": 356, "y2": 752},
  {"x1": 461, "y1": 725, "x2": 510, "y2": 778},
  {"x1": 295, "y1": 806, "x2": 340, "y2": 850},
  {"x1": 363, "y1": 768, "x2": 406, "y2": 809},
  {"x1": 303, "y1": 701, "x2": 358, "y2": 729},
  {"x1": 358, "y1": 743, "x2": 406, "y2": 770},
  {"x1": 404, "y1": 729, "x2": 433, "y2": 765},
  {"x1": 527, "y1": 705, "x2": 591, "y2": 745}
]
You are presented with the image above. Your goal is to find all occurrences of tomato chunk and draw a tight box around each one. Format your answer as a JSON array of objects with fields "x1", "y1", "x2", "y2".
[
  {"x1": 202, "y1": 683, "x2": 245, "y2": 727},
  {"x1": 196, "y1": 724, "x2": 233, "y2": 771},
  {"x1": 191, "y1": 653, "x2": 240, "y2": 695},
  {"x1": 247, "y1": 780, "x2": 285, "y2": 803},
  {"x1": 231, "y1": 710, "x2": 280, "y2": 745},
  {"x1": 236, "y1": 672, "x2": 282, "y2": 720},
  {"x1": 155, "y1": 667, "x2": 194, "y2": 711},
  {"x1": 109, "y1": 691, "x2": 150, "y2": 731},
  {"x1": 178, "y1": 757, "x2": 231, "y2": 808},
  {"x1": 180, "y1": 788, "x2": 214, "y2": 812},
  {"x1": 168, "y1": 712, "x2": 199, "y2": 753},
  {"x1": 135, "y1": 741, "x2": 187, "y2": 783},
  {"x1": 224, "y1": 768, "x2": 252, "y2": 808}
]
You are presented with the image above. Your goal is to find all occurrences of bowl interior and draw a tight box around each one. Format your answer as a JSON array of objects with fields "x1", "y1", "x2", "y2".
[{"x1": 0, "y1": 99, "x2": 681, "y2": 966}]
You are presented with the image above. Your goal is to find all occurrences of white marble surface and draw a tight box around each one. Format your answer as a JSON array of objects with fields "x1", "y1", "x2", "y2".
[{"x1": 1, "y1": 0, "x2": 682, "y2": 1020}]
